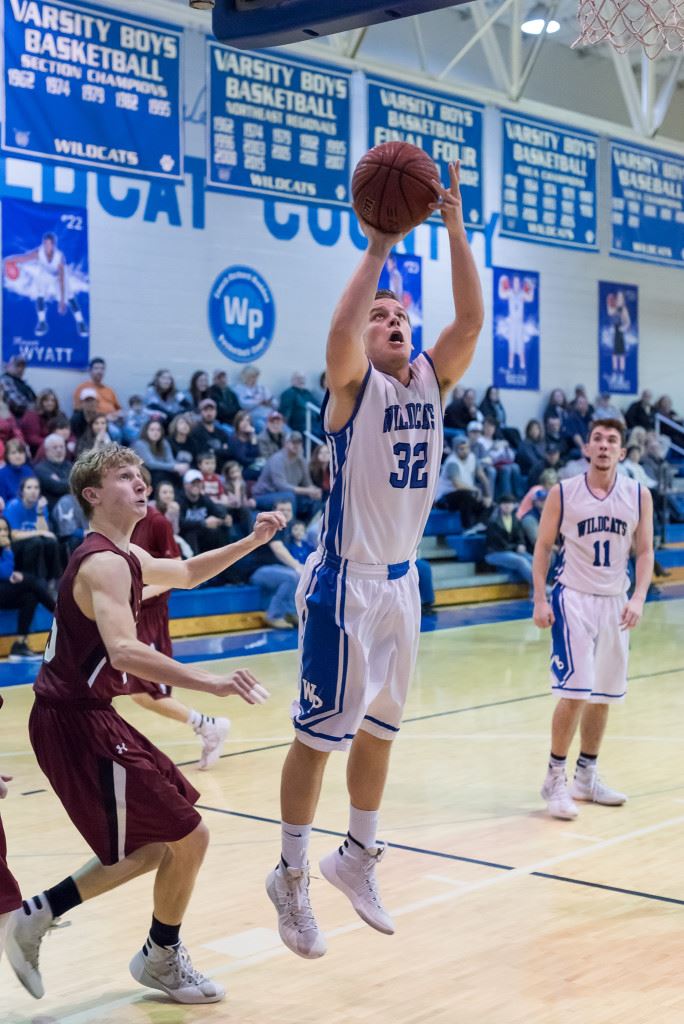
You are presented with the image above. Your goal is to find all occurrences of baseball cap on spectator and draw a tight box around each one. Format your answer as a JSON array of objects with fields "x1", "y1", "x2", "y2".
[
  {"x1": 499, "y1": 493, "x2": 517, "y2": 504},
  {"x1": 467, "y1": 421, "x2": 482, "y2": 433},
  {"x1": 183, "y1": 469, "x2": 203, "y2": 484},
  {"x1": 199, "y1": 398, "x2": 216, "y2": 409},
  {"x1": 80, "y1": 387, "x2": 97, "y2": 401}
]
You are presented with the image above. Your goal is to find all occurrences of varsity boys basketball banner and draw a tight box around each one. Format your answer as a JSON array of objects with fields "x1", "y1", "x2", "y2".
[
  {"x1": 2, "y1": 197, "x2": 90, "y2": 369},
  {"x1": 366, "y1": 75, "x2": 484, "y2": 231},
  {"x1": 492, "y1": 266, "x2": 540, "y2": 391},
  {"x1": 1, "y1": 0, "x2": 183, "y2": 180},
  {"x1": 500, "y1": 112, "x2": 598, "y2": 252},
  {"x1": 598, "y1": 281, "x2": 638, "y2": 395},
  {"x1": 207, "y1": 44, "x2": 351, "y2": 207},
  {"x1": 379, "y1": 252, "x2": 422, "y2": 359},
  {"x1": 610, "y1": 142, "x2": 684, "y2": 269}
]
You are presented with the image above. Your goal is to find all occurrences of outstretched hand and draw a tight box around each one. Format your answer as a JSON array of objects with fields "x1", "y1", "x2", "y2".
[
  {"x1": 214, "y1": 669, "x2": 270, "y2": 704},
  {"x1": 429, "y1": 160, "x2": 465, "y2": 237},
  {"x1": 252, "y1": 510, "x2": 287, "y2": 545},
  {"x1": 356, "y1": 217, "x2": 406, "y2": 255}
]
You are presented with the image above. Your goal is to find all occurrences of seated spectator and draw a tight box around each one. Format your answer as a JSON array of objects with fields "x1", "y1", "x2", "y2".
[
  {"x1": 178, "y1": 468, "x2": 233, "y2": 557},
  {"x1": 226, "y1": 410, "x2": 261, "y2": 477},
  {"x1": 445, "y1": 386, "x2": 480, "y2": 432},
  {"x1": 626, "y1": 425, "x2": 647, "y2": 450},
  {"x1": 72, "y1": 357, "x2": 122, "y2": 440},
  {"x1": 167, "y1": 413, "x2": 196, "y2": 477},
  {"x1": 244, "y1": 498, "x2": 300, "y2": 630},
  {"x1": 19, "y1": 387, "x2": 58, "y2": 454},
  {"x1": 286, "y1": 520, "x2": 315, "y2": 564},
  {"x1": 562, "y1": 393, "x2": 592, "y2": 458},
  {"x1": 517, "y1": 419, "x2": 546, "y2": 477},
  {"x1": 209, "y1": 369, "x2": 241, "y2": 425},
  {"x1": 234, "y1": 364, "x2": 276, "y2": 432},
  {"x1": 484, "y1": 495, "x2": 534, "y2": 592},
  {"x1": 625, "y1": 389, "x2": 655, "y2": 431},
  {"x1": 70, "y1": 387, "x2": 99, "y2": 440},
  {"x1": 189, "y1": 398, "x2": 232, "y2": 467},
  {"x1": 144, "y1": 369, "x2": 190, "y2": 426},
  {"x1": 197, "y1": 451, "x2": 227, "y2": 506},
  {"x1": 33, "y1": 433, "x2": 71, "y2": 509},
  {"x1": 75, "y1": 412, "x2": 111, "y2": 457},
  {"x1": 654, "y1": 394, "x2": 684, "y2": 440},
  {"x1": 4, "y1": 477, "x2": 61, "y2": 587},
  {"x1": 642, "y1": 433, "x2": 676, "y2": 491},
  {"x1": 569, "y1": 385, "x2": 594, "y2": 417},
  {"x1": 122, "y1": 394, "x2": 147, "y2": 444},
  {"x1": 182, "y1": 370, "x2": 212, "y2": 415},
  {"x1": 153, "y1": 481, "x2": 192, "y2": 559},
  {"x1": 132, "y1": 418, "x2": 181, "y2": 489},
  {"x1": 0, "y1": 381, "x2": 24, "y2": 451},
  {"x1": 467, "y1": 421, "x2": 495, "y2": 495},
  {"x1": 529, "y1": 444, "x2": 563, "y2": 485},
  {"x1": 434, "y1": 436, "x2": 492, "y2": 530},
  {"x1": 258, "y1": 410, "x2": 288, "y2": 460},
  {"x1": 311, "y1": 370, "x2": 327, "y2": 408},
  {"x1": 51, "y1": 493, "x2": 88, "y2": 561},
  {"x1": 558, "y1": 452, "x2": 589, "y2": 479},
  {"x1": 593, "y1": 393, "x2": 625, "y2": 423},
  {"x1": 34, "y1": 412, "x2": 76, "y2": 462},
  {"x1": 623, "y1": 445, "x2": 657, "y2": 489},
  {"x1": 489, "y1": 436, "x2": 525, "y2": 499},
  {"x1": 279, "y1": 372, "x2": 320, "y2": 435},
  {"x1": 543, "y1": 388, "x2": 568, "y2": 426},
  {"x1": 0, "y1": 439, "x2": 34, "y2": 503},
  {"x1": 0, "y1": 355, "x2": 36, "y2": 418},
  {"x1": 221, "y1": 459, "x2": 256, "y2": 536},
  {"x1": 252, "y1": 432, "x2": 322, "y2": 519},
  {"x1": 480, "y1": 385, "x2": 520, "y2": 448},
  {"x1": 0, "y1": 516, "x2": 55, "y2": 661},
  {"x1": 517, "y1": 486, "x2": 551, "y2": 548},
  {"x1": 543, "y1": 415, "x2": 565, "y2": 453},
  {"x1": 309, "y1": 443, "x2": 331, "y2": 500}
]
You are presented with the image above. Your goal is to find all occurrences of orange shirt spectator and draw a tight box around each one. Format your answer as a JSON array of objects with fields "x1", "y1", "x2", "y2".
[{"x1": 72, "y1": 357, "x2": 121, "y2": 416}]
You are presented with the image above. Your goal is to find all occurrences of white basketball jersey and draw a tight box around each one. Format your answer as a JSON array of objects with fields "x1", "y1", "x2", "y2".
[
  {"x1": 37, "y1": 243, "x2": 64, "y2": 275},
  {"x1": 556, "y1": 473, "x2": 641, "y2": 596},
  {"x1": 319, "y1": 353, "x2": 443, "y2": 565}
]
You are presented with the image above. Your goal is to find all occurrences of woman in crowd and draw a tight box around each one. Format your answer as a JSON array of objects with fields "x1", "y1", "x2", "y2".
[
  {"x1": 227, "y1": 411, "x2": 261, "y2": 477},
  {"x1": 0, "y1": 440, "x2": 34, "y2": 503},
  {"x1": 75, "y1": 412, "x2": 111, "y2": 457},
  {"x1": 221, "y1": 460, "x2": 256, "y2": 535},
  {"x1": 309, "y1": 443, "x2": 331, "y2": 500},
  {"x1": 167, "y1": 413, "x2": 196, "y2": 477},
  {"x1": 152, "y1": 480, "x2": 193, "y2": 559},
  {"x1": 132, "y1": 418, "x2": 184, "y2": 489},
  {"x1": 0, "y1": 516, "x2": 55, "y2": 661},
  {"x1": 3, "y1": 477, "x2": 61, "y2": 587},
  {"x1": 445, "y1": 386, "x2": 481, "y2": 432},
  {"x1": 144, "y1": 369, "x2": 189, "y2": 426},
  {"x1": 234, "y1": 365, "x2": 275, "y2": 432},
  {"x1": 19, "y1": 389, "x2": 60, "y2": 455},
  {"x1": 516, "y1": 419, "x2": 546, "y2": 477},
  {"x1": 480, "y1": 386, "x2": 520, "y2": 448},
  {"x1": 543, "y1": 387, "x2": 568, "y2": 425},
  {"x1": 183, "y1": 370, "x2": 212, "y2": 415}
]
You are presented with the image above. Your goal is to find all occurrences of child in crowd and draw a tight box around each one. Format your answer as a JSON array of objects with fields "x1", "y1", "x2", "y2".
[
  {"x1": 0, "y1": 440, "x2": 33, "y2": 503},
  {"x1": 122, "y1": 394, "x2": 147, "y2": 444},
  {"x1": 198, "y1": 451, "x2": 227, "y2": 505},
  {"x1": 286, "y1": 520, "x2": 315, "y2": 564}
]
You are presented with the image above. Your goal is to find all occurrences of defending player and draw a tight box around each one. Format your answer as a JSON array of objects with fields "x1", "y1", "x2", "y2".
[
  {"x1": 267, "y1": 162, "x2": 484, "y2": 957},
  {"x1": 5, "y1": 444, "x2": 283, "y2": 1004},
  {"x1": 533, "y1": 419, "x2": 653, "y2": 820}
]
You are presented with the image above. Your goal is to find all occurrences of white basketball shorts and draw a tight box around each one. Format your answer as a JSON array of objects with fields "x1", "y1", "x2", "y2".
[
  {"x1": 292, "y1": 549, "x2": 421, "y2": 752},
  {"x1": 549, "y1": 583, "x2": 630, "y2": 703}
]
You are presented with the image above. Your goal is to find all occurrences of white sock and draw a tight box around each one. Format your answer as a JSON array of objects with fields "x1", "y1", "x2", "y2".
[
  {"x1": 348, "y1": 805, "x2": 379, "y2": 850},
  {"x1": 187, "y1": 709, "x2": 202, "y2": 729},
  {"x1": 281, "y1": 822, "x2": 311, "y2": 869}
]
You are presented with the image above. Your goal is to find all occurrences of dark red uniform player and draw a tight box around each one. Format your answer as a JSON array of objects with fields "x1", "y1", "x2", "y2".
[{"x1": 0, "y1": 695, "x2": 22, "y2": 959}]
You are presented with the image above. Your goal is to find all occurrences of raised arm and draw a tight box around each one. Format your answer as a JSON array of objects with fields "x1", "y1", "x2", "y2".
[
  {"x1": 427, "y1": 162, "x2": 484, "y2": 397},
  {"x1": 532, "y1": 484, "x2": 562, "y2": 627},
  {"x1": 131, "y1": 509, "x2": 285, "y2": 591}
]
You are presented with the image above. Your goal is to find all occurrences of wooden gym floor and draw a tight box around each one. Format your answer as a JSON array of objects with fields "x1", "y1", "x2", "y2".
[{"x1": 1, "y1": 595, "x2": 683, "y2": 1024}]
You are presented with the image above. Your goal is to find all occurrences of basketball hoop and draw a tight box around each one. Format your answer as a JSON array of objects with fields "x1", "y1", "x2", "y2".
[{"x1": 573, "y1": 0, "x2": 684, "y2": 58}]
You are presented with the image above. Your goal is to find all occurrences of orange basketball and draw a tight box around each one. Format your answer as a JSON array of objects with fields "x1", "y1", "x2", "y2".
[
  {"x1": 5, "y1": 261, "x2": 18, "y2": 281},
  {"x1": 351, "y1": 142, "x2": 439, "y2": 235}
]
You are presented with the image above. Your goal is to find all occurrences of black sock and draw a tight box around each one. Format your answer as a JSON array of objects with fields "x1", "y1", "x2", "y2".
[
  {"x1": 577, "y1": 751, "x2": 597, "y2": 771},
  {"x1": 549, "y1": 753, "x2": 566, "y2": 770},
  {"x1": 150, "y1": 915, "x2": 181, "y2": 949},
  {"x1": 43, "y1": 877, "x2": 82, "y2": 918}
]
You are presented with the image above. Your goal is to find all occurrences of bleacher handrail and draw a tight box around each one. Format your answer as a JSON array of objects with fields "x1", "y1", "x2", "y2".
[{"x1": 655, "y1": 412, "x2": 684, "y2": 458}]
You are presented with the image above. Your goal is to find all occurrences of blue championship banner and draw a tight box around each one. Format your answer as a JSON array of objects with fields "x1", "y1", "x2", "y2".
[
  {"x1": 2, "y1": 197, "x2": 90, "y2": 369},
  {"x1": 367, "y1": 76, "x2": 483, "y2": 230},
  {"x1": 501, "y1": 112, "x2": 598, "y2": 251},
  {"x1": 1, "y1": 0, "x2": 182, "y2": 180},
  {"x1": 610, "y1": 142, "x2": 684, "y2": 268},
  {"x1": 379, "y1": 253, "x2": 422, "y2": 359},
  {"x1": 207, "y1": 44, "x2": 351, "y2": 206},
  {"x1": 492, "y1": 267, "x2": 540, "y2": 391},
  {"x1": 598, "y1": 281, "x2": 638, "y2": 395}
]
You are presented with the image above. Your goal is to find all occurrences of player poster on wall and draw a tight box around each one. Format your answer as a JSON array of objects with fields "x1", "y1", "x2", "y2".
[
  {"x1": 379, "y1": 253, "x2": 422, "y2": 360},
  {"x1": 492, "y1": 267, "x2": 540, "y2": 390},
  {"x1": 598, "y1": 281, "x2": 638, "y2": 395},
  {"x1": 2, "y1": 198, "x2": 90, "y2": 369}
]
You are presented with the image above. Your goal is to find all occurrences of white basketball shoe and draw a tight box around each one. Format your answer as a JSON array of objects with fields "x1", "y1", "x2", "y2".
[
  {"x1": 5, "y1": 899, "x2": 56, "y2": 998},
  {"x1": 129, "y1": 937, "x2": 225, "y2": 1003},
  {"x1": 570, "y1": 769, "x2": 627, "y2": 806},
  {"x1": 541, "y1": 770, "x2": 579, "y2": 820},
  {"x1": 266, "y1": 861, "x2": 327, "y2": 959},
  {"x1": 319, "y1": 837, "x2": 394, "y2": 934}
]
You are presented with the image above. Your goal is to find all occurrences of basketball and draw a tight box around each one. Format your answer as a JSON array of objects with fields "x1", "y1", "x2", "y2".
[
  {"x1": 351, "y1": 142, "x2": 440, "y2": 235},
  {"x1": 4, "y1": 260, "x2": 18, "y2": 281}
]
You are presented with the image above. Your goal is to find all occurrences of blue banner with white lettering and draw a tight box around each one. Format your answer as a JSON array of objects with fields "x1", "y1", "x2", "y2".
[
  {"x1": 1, "y1": 0, "x2": 182, "y2": 180},
  {"x1": 501, "y1": 112, "x2": 598, "y2": 252},
  {"x1": 379, "y1": 252, "x2": 422, "y2": 359},
  {"x1": 367, "y1": 76, "x2": 483, "y2": 231},
  {"x1": 610, "y1": 142, "x2": 684, "y2": 268},
  {"x1": 598, "y1": 281, "x2": 638, "y2": 395},
  {"x1": 2, "y1": 197, "x2": 90, "y2": 369},
  {"x1": 207, "y1": 44, "x2": 351, "y2": 206},
  {"x1": 492, "y1": 266, "x2": 539, "y2": 391}
]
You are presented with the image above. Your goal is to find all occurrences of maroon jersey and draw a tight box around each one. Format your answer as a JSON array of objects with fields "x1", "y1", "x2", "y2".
[
  {"x1": 34, "y1": 532, "x2": 143, "y2": 702},
  {"x1": 131, "y1": 506, "x2": 180, "y2": 612},
  {"x1": 0, "y1": 694, "x2": 22, "y2": 914}
]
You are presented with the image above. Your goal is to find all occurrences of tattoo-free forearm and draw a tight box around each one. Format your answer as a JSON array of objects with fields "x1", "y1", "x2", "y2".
[
  {"x1": 532, "y1": 541, "x2": 553, "y2": 603},
  {"x1": 632, "y1": 546, "x2": 654, "y2": 602},
  {"x1": 448, "y1": 231, "x2": 484, "y2": 334},
  {"x1": 183, "y1": 533, "x2": 261, "y2": 589}
]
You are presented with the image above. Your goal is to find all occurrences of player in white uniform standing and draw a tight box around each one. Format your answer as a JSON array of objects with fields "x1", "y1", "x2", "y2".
[
  {"x1": 267, "y1": 163, "x2": 484, "y2": 958},
  {"x1": 4, "y1": 232, "x2": 88, "y2": 338},
  {"x1": 533, "y1": 418, "x2": 653, "y2": 819}
]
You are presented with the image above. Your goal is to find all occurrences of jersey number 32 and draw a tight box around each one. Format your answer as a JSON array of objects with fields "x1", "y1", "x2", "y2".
[{"x1": 390, "y1": 442, "x2": 429, "y2": 489}]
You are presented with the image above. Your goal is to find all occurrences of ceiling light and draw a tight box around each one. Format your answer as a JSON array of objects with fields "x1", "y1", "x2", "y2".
[{"x1": 521, "y1": 5, "x2": 560, "y2": 33}]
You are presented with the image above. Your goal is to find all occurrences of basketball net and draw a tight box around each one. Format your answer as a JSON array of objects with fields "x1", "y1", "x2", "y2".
[{"x1": 573, "y1": 0, "x2": 684, "y2": 58}]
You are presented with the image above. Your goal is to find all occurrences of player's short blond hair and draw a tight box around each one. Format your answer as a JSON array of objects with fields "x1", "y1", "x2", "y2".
[{"x1": 70, "y1": 443, "x2": 142, "y2": 518}]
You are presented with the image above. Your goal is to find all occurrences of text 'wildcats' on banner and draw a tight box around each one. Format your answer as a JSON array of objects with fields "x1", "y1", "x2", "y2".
[
  {"x1": 1, "y1": 0, "x2": 182, "y2": 179},
  {"x1": 500, "y1": 112, "x2": 598, "y2": 252},
  {"x1": 2, "y1": 196, "x2": 90, "y2": 369},
  {"x1": 366, "y1": 76, "x2": 483, "y2": 231},
  {"x1": 207, "y1": 44, "x2": 351, "y2": 206},
  {"x1": 610, "y1": 142, "x2": 684, "y2": 268}
]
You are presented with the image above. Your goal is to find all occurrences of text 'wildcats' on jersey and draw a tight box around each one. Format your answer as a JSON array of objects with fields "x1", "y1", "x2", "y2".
[
  {"x1": 555, "y1": 473, "x2": 641, "y2": 596},
  {"x1": 319, "y1": 353, "x2": 443, "y2": 566}
]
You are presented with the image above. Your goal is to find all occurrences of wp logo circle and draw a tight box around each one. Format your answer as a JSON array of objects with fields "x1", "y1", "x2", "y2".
[{"x1": 208, "y1": 265, "x2": 275, "y2": 363}]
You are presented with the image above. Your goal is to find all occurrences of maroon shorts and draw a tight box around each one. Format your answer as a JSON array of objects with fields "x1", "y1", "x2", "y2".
[
  {"x1": 128, "y1": 601, "x2": 174, "y2": 701},
  {"x1": 0, "y1": 815, "x2": 22, "y2": 914},
  {"x1": 29, "y1": 696, "x2": 201, "y2": 866}
]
